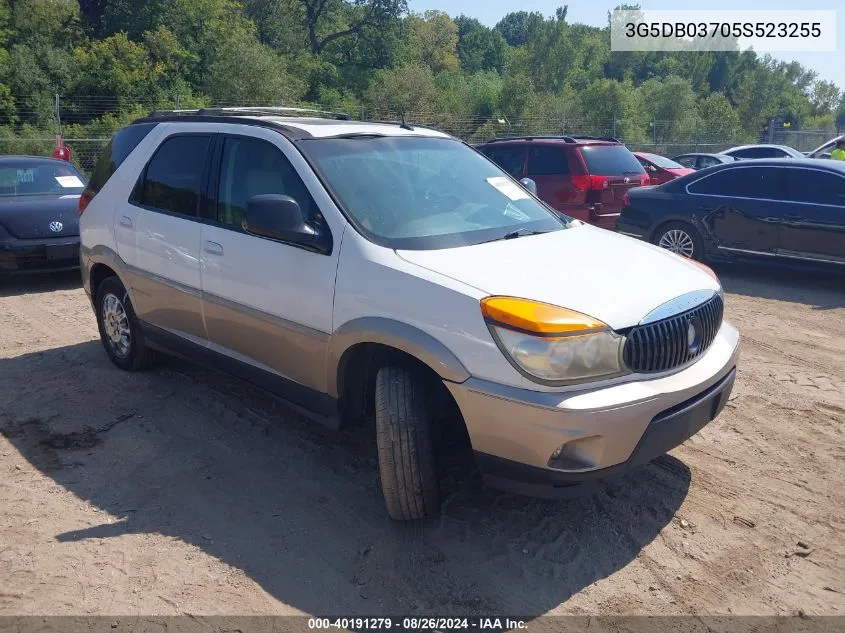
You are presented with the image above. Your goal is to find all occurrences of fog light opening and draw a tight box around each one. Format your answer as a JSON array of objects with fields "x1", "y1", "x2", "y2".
[{"x1": 547, "y1": 436, "x2": 604, "y2": 472}]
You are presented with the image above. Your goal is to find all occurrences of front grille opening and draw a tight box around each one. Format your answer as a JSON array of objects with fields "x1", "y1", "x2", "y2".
[{"x1": 623, "y1": 294, "x2": 724, "y2": 373}]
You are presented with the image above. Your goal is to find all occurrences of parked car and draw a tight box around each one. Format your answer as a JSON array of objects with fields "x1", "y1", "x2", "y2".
[
  {"x1": 80, "y1": 108, "x2": 739, "y2": 520},
  {"x1": 617, "y1": 159, "x2": 845, "y2": 267},
  {"x1": 671, "y1": 153, "x2": 737, "y2": 170},
  {"x1": 476, "y1": 136, "x2": 649, "y2": 230},
  {"x1": 806, "y1": 134, "x2": 844, "y2": 159},
  {"x1": 633, "y1": 152, "x2": 695, "y2": 185},
  {"x1": 720, "y1": 144, "x2": 805, "y2": 160},
  {"x1": 0, "y1": 156, "x2": 87, "y2": 274}
]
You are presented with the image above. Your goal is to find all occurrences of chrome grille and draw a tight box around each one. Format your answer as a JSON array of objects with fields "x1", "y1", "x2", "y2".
[{"x1": 624, "y1": 294, "x2": 724, "y2": 373}]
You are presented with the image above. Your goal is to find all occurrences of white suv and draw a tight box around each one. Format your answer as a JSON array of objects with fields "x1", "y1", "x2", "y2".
[{"x1": 79, "y1": 108, "x2": 740, "y2": 520}]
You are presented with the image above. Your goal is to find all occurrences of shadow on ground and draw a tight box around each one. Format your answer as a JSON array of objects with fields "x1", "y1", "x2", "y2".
[
  {"x1": 1, "y1": 340, "x2": 690, "y2": 616},
  {"x1": 715, "y1": 262, "x2": 845, "y2": 311},
  {"x1": 0, "y1": 270, "x2": 81, "y2": 297}
]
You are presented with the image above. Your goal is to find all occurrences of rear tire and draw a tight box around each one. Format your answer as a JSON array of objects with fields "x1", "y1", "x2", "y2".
[
  {"x1": 95, "y1": 276, "x2": 154, "y2": 371},
  {"x1": 375, "y1": 365, "x2": 440, "y2": 521},
  {"x1": 653, "y1": 221, "x2": 704, "y2": 261}
]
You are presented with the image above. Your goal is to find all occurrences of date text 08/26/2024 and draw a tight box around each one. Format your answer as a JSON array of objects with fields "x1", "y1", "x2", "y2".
[{"x1": 308, "y1": 618, "x2": 527, "y2": 631}]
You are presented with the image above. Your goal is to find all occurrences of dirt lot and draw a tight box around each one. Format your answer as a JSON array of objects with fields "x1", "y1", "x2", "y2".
[{"x1": 0, "y1": 265, "x2": 844, "y2": 618}]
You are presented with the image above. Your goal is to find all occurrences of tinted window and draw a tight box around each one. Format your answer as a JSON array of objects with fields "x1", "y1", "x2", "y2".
[
  {"x1": 526, "y1": 146, "x2": 569, "y2": 175},
  {"x1": 698, "y1": 156, "x2": 721, "y2": 169},
  {"x1": 483, "y1": 146, "x2": 525, "y2": 177},
  {"x1": 135, "y1": 135, "x2": 211, "y2": 216},
  {"x1": 674, "y1": 155, "x2": 696, "y2": 168},
  {"x1": 579, "y1": 145, "x2": 645, "y2": 176},
  {"x1": 688, "y1": 166, "x2": 786, "y2": 198},
  {"x1": 729, "y1": 147, "x2": 784, "y2": 159},
  {"x1": 0, "y1": 160, "x2": 86, "y2": 196},
  {"x1": 787, "y1": 169, "x2": 845, "y2": 206},
  {"x1": 217, "y1": 136, "x2": 317, "y2": 229},
  {"x1": 89, "y1": 123, "x2": 157, "y2": 194}
]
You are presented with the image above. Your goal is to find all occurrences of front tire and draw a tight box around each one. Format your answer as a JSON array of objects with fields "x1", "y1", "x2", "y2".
[
  {"x1": 375, "y1": 365, "x2": 440, "y2": 521},
  {"x1": 654, "y1": 221, "x2": 704, "y2": 260},
  {"x1": 95, "y1": 276, "x2": 153, "y2": 371}
]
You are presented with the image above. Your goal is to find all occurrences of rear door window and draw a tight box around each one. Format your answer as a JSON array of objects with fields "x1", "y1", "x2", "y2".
[
  {"x1": 482, "y1": 145, "x2": 526, "y2": 177},
  {"x1": 698, "y1": 156, "x2": 721, "y2": 169},
  {"x1": 579, "y1": 145, "x2": 645, "y2": 175},
  {"x1": 787, "y1": 169, "x2": 845, "y2": 206},
  {"x1": 688, "y1": 166, "x2": 787, "y2": 199},
  {"x1": 729, "y1": 147, "x2": 783, "y2": 159},
  {"x1": 674, "y1": 155, "x2": 696, "y2": 168},
  {"x1": 132, "y1": 135, "x2": 211, "y2": 216},
  {"x1": 526, "y1": 146, "x2": 570, "y2": 176}
]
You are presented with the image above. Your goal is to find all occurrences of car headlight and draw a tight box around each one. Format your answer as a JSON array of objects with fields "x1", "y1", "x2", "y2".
[{"x1": 481, "y1": 296, "x2": 625, "y2": 384}]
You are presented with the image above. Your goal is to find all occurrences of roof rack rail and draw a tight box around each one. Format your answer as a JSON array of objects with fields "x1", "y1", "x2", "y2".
[
  {"x1": 145, "y1": 106, "x2": 352, "y2": 121},
  {"x1": 484, "y1": 135, "x2": 620, "y2": 144}
]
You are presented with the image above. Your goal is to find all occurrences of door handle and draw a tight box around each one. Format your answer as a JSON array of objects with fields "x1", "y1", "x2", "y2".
[
  {"x1": 119, "y1": 216, "x2": 134, "y2": 229},
  {"x1": 203, "y1": 241, "x2": 224, "y2": 256}
]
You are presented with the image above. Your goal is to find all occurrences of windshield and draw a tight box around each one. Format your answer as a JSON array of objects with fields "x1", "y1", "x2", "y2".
[
  {"x1": 0, "y1": 160, "x2": 87, "y2": 196},
  {"x1": 299, "y1": 136, "x2": 565, "y2": 250},
  {"x1": 639, "y1": 153, "x2": 685, "y2": 169},
  {"x1": 580, "y1": 145, "x2": 645, "y2": 176}
]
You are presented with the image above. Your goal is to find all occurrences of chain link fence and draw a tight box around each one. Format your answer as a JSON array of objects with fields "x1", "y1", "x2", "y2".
[{"x1": 2, "y1": 94, "x2": 841, "y2": 175}]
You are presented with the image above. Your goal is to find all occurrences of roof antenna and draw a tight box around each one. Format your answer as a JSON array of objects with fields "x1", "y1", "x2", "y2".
[{"x1": 399, "y1": 110, "x2": 414, "y2": 131}]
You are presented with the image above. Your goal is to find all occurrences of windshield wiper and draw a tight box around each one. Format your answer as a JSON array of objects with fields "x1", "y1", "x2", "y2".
[{"x1": 502, "y1": 228, "x2": 550, "y2": 240}]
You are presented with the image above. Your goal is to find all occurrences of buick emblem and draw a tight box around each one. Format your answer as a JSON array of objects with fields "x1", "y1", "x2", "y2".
[
  {"x1": 687, "y1": 317, "x2": 703, "y2": 354},
  {"x1": 49, "y1": 221, "x2": 63, "y2": 233}
]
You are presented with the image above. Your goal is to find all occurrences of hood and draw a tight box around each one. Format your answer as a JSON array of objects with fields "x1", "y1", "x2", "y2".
[
  {"x1": 0, "y1": 194, "x2": 80, "y2": 239},
  {"x1": 397, "y1": 224, "x2": 719, "y2": 330}
]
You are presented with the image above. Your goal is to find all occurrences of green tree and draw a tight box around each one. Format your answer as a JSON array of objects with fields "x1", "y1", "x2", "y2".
[
  {"x1": 405, "y1": 11, "x2": 459, "y2": 73},
  {"x1": 454, "y1": 16, "x2": 507, "y2": 75},
  {"x1": 365, "y1": 63, "x2": 439, "y2": 115},
  {"x1": 810, "y1": 80, "x2": 841, "y2": 116},
  {"x1": 494, "y1": 11, "x2": 543, "y2": 47}
]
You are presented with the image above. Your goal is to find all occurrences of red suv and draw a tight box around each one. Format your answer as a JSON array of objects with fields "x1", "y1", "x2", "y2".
[{"x1": 477, "y1": 136, "x2": 649, "y2": 230}]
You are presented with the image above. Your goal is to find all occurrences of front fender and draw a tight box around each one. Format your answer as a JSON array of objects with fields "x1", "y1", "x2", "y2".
[{"x1": 327, "y1": 317, "x2": 471, "y2": 398}]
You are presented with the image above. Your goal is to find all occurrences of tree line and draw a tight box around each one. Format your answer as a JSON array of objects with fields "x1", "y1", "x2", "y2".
[{"x1": 1, "y1": 0, "x2": 844, "y2": 146}]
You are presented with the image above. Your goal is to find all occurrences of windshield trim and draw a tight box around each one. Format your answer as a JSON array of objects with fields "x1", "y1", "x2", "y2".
[{"x1": 294, "y1": 135, "x2": 569, "y2": 251}]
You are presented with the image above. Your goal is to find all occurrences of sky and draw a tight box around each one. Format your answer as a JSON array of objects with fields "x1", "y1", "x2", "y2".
[{"x1": 406, "y1": 0, "x2": 844, "y2": 89}]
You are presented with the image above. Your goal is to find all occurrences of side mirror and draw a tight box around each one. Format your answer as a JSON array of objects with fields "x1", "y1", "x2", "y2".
[
  {"x1": 821, "y1": 153, "x2": 832, "y2": 159},
  {"x1": 519, "y1": 178, "x2": 538, "y2": 196},
  {"x1": 244, "y1": 194, "x2": 329, "y2": 254}
]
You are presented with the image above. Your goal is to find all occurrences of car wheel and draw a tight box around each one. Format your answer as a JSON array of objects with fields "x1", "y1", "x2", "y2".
[
  {"x1": 375, "y1": 365, "x2": 440, "y2": 521},
  {"x1": 95, "y1": 276, "x2": 154, "y2": 371},
  {"x1": 654, "y1": 222, "x2": 703, "y2": 260}
]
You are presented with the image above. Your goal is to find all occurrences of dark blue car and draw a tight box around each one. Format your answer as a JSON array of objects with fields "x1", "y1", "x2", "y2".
[
  {"x1": 0, "y1": 156, "x2": 87, "y2": 274},
  {"x1": 617, "y1": 158, "x2": 845, "y2": 268}
]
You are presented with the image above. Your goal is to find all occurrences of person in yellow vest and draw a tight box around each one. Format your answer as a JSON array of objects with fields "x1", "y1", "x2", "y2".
[{"x1": 831, "y1": 139, "x2": 845, "y2": 161}]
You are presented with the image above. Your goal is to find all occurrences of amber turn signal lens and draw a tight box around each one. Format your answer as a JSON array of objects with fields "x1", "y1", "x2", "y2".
[{"x1": 480, "y1": 297, "x2": 607, "y2": 336}]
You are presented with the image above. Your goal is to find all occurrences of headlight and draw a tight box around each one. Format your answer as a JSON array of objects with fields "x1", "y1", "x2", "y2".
[{"x1": 481, "y1": 296, "x2": 625, "y2": 384}]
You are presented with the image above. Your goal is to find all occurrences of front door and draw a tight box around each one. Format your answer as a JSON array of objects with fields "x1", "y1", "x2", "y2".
[
  {"x1": 688, "y1": 165, "x2": 787, "y2": 256},
  {"x1": 199, "y1": 128, "x2": 341, "y2": 401}
]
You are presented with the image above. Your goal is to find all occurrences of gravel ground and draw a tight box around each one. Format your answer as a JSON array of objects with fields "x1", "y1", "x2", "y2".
[{"x1": 0, "y1": 265, "x2": 843, "y2": 618}]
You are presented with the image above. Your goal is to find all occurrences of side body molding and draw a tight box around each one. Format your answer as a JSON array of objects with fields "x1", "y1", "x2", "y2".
[{"x1": 327, "y1": 317, "x2": 471, "y2": 398}]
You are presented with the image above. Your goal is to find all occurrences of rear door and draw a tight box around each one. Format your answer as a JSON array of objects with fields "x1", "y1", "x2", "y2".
[
  {"x1": 687, "y1": 165, "x2": 787, "y2": 256},
  {"x1": 577, "y1": 144, "x2": 647, "y2": 225},
  {"x1": 120, "y1": 128, "x2": 214, "y2": 340},
  {"x1": 779, "y1": 167, "x2": 845, "y2": 264},
  {"x1": 524, "y1": 145, "x2": 578, "y2": 219}
]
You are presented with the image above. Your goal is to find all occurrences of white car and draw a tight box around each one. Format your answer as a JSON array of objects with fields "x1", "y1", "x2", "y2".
[
  {"x1": 720, "y1": 144, "x2": 805, "y2": 160},
  {"x1": 79, "y1": 107, "x2": 740, "y2": 520}
]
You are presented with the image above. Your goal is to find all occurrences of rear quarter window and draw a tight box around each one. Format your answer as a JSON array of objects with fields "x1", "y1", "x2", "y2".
[
  {"x1": 579, "y1": 145, "x2": 645, "y2": 176},
  {"x1": 88, "y1": 123, "x2": 158, "y2": 194}
]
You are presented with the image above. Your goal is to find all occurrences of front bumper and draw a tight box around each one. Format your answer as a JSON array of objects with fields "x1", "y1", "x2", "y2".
[
  {"x1": 0, "y1": 236, "x2": 80, "y2": 274},
  {"x1": 446, "y1": 322, "x2": 740, "y2": 498}
]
